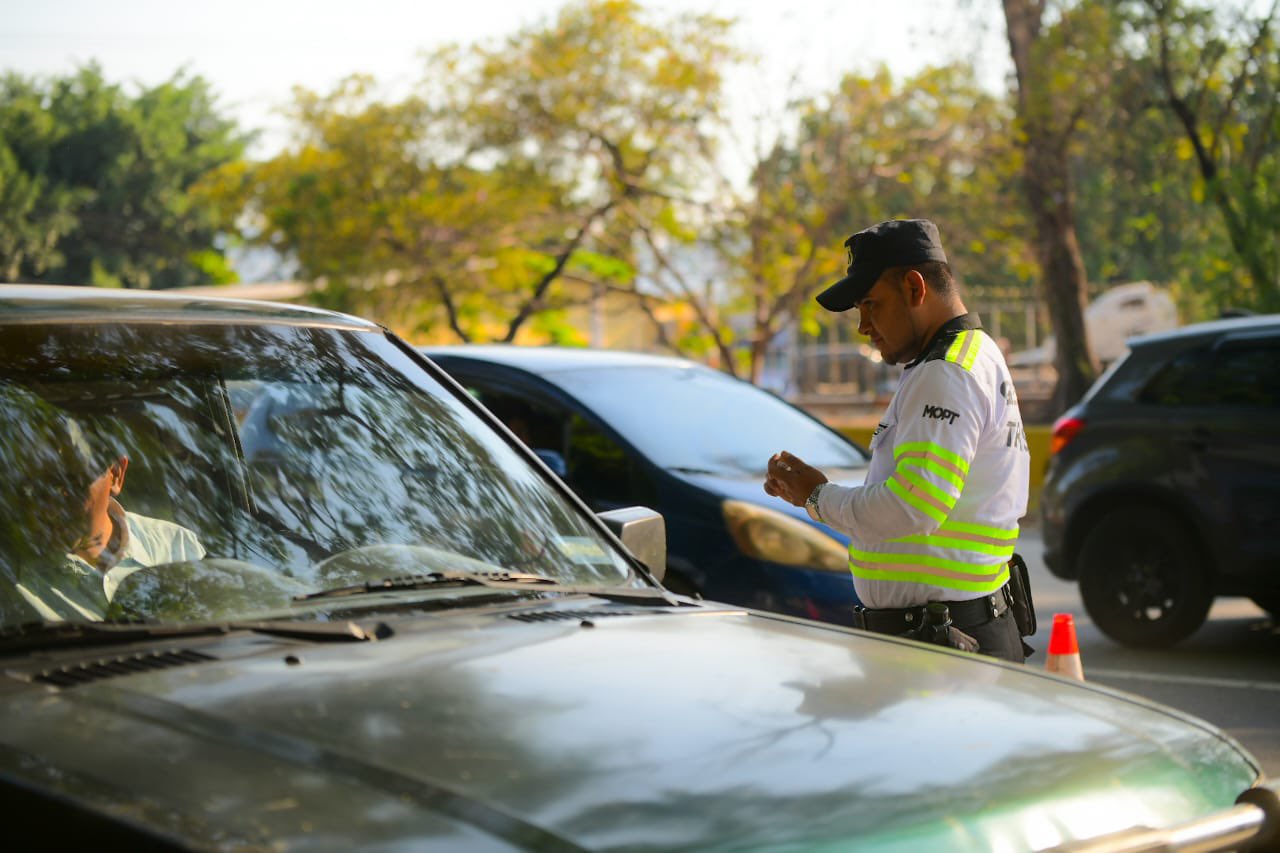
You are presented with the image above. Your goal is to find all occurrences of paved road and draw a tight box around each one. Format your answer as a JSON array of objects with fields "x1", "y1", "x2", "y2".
[{"x1": 1018, "y1": 524, "x2": 1280, "y2": 778}]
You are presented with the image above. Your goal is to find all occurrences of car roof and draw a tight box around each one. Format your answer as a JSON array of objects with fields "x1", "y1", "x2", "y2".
[
  {"x1": 0, "y1": 284, "x2": 379, "y2": 331},
  {"x1": 420, "y1": 344, "x2": 705, "y2": 375},
  {"x1": 1129, "y1": 313, "x2": 1280, "y2": 348}
]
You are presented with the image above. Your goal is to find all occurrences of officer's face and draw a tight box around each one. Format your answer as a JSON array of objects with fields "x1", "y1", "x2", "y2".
[{"x1": 855, "y1": 272, "x2": 916, "y2": 365}]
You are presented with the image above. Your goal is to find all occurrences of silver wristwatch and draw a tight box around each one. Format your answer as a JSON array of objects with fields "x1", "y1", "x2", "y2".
[{"x1": 804, "y1": 482, "x2": 827, "y2": 523}]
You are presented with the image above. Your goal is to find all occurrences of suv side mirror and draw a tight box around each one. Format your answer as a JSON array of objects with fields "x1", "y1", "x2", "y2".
[{"x1": 597, "y1": 506, "x2": 666, "y2": 583}]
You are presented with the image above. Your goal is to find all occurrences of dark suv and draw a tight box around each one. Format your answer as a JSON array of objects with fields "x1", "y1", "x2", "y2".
[{"x1": 1041, "y1": 314, "x2": 1280, "y2": 647}]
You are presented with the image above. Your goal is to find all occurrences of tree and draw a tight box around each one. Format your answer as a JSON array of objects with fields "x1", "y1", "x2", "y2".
[
  {"x1": 1068, "y1": 20, "x2": 1236, "y2": 320},
  {"x1": 1002, "y1": 0, "x2": 1124, "y2": 413},
  {"x1": 0, "y1": 79, "x2": 84, "y2": 282},
  {"x1": 227, "y1": 0, "x2": 737, "y2": 343},
  {"x1": 0, "y1": 65, "x2": 248, "y2": 288},
  {"x1": 653, "y1": 64, "x2": 1028, "y2": 384},
  {"x1": 424, "y1": 0, "x2": 739, "y2": 343},
  {"x1": 1132, "y1": 0, "x2": 1280, "y2": 312}
]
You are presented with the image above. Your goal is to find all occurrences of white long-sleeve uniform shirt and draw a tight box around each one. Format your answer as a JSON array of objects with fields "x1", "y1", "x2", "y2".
[{"x1": 814, "y1": 314, "x2": 1030, "y2": 609}]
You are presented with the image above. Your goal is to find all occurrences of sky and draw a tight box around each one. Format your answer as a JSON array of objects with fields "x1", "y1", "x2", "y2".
[{"x1": 0, "y1": 0, "x2": 1012, "y2": 158}]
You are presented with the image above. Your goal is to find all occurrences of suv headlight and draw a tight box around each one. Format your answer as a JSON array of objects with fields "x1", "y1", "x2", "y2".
[{"x1": 722, "y1": 500, "x2": 848, "y2": 572}]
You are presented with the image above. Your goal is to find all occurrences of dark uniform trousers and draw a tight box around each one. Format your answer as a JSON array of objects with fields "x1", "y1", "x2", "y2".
[{"x1": 852, "y1": 587, "x2": 1027, "y2": 664}]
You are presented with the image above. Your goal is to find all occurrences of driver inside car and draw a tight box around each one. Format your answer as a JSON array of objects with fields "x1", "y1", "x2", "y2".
[{"x1": 14, "y1": 420, "x2": 206, "y2": 622}]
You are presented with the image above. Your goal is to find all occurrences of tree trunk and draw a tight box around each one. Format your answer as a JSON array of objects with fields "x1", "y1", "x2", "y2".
[
  {"x1": 1003, "y1": 0, "x2": 1098, "y2": 415},
  {"x1": 1026, "y1": 145, "x2": 1097, "y2": 412}
]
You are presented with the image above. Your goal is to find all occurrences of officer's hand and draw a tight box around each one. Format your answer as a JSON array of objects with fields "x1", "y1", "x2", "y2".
[{"x1": 764, "y1": 451, "x2": 828, "y2": 507}]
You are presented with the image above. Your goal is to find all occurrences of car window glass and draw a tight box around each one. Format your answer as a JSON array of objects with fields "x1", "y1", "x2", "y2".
[
  {"x1": 546, "y1": 365, "x2": 867, "y2": 475},
  {"x1": 1139, "y1": 346, "x2": 1214, "y2": 405},
  {"x1": 0, "y1": 324, "x2": 636, "y2": 628},
  {"x1": 564, "y1": 412, "x2": 658, "y2": 510},
  {"x1": 1141, "y1": 339, "x2": 1280, "y2": 407},
  {"x1": 472, "y1": 387, "x2": 655, "y2": 511},
  {"x1": 1207, "y1": 340, "x2": 1280, "y2": 407},
  {"x1": 474, "y1": 390, "x2": 565, "y2": 453}
]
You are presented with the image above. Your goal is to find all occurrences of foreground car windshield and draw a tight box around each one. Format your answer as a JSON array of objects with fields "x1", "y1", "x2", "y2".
[
  {"x1": 548, "y1": 364, "x2": 867, "y2": 474},
  {"x1": 0, "y1": 323, "x2": 635, "y2": 628}
]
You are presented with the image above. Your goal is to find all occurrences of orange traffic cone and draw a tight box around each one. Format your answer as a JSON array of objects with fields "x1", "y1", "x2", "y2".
[{"x1": 1044, "y1": 613, "x2": 1084, "y2": 680}]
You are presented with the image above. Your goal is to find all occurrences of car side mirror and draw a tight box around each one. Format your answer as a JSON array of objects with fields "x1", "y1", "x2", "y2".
[
  {"x1": 533, "y1": 448, "x2": 568, "y2": 478},
  {"x1": 597, "y1": 506, "x2": 666, "y2": 583}
]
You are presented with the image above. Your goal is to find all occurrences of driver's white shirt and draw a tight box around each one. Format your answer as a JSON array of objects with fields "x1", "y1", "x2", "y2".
[{"x1": 15, "y1": 509, "x2": 205, "y2": 622}]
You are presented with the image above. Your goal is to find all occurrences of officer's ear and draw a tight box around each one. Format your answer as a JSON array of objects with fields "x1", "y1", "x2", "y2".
[{"x1": 902, "y1": 268, "x2": 928, "y2": 308}]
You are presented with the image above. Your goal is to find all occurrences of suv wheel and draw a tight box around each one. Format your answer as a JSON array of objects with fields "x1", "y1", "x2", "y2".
[{"x1": 1077, "y1": 507, "x2": 1212, "y2": 648}]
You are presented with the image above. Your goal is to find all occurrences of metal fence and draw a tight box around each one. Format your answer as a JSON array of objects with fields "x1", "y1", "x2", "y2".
[{"x1": 776, "y1": 301, "x2": 1053, "y2": 422}]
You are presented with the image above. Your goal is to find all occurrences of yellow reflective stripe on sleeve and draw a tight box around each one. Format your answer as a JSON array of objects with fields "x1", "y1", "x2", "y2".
[
  {"x1": 899, "y1": 455, "x2": 965, "y2": 491},
  {"x1": 945, "y1": 330, "x2": 981, "y2": 372},
  {"x1": 894, "y1": 441, "x2": 969, "y2": 476},
  {"x1": 887, "y1": 472, "x2": 950, "y2": 523},
  {"x1": 896, "y1": 466, "x2": 959, "y2": 508},
  {"x1": 848, "y1": 549, "x2": 1011, "y2": 593},
  {"x1": 888, "y1": 442, "x2": 965, "y2": 521}
]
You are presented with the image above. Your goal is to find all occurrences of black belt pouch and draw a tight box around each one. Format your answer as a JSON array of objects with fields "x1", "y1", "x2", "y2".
[{"x1": 1006, "y1": 553, "x2": 1037, "y2": 637}]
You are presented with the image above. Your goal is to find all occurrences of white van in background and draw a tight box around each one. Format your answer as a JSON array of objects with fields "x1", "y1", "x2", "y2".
[{"x1": 1009, "y1": 281, "x2": 1179, "y2": 393}]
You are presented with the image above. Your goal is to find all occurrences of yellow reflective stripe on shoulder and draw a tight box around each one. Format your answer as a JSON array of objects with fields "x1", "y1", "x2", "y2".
[
  {"x1": 894, "y1": 441, "x2": 970, "y2": 476},
  {"x1": 848, "y1": 549, "x2": 1011, "y2": 593},
  {"x1": 944, "y1": 330, "x2": 981, "y2": 372}
]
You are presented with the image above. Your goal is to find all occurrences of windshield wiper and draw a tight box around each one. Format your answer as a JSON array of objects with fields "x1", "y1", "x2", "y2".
[
  {"x1": 294, "y1": 569, "x2": 560, "y2": 602},
  {"x1": 0, "y1": 617, "x2": 388, "y2": 655},
  {"x1": 296, "y1": 570, "x2": 686, "y2": 608}
]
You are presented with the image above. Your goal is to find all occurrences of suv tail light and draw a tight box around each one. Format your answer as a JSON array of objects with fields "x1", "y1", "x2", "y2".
[{"x1": 1050, "y1": 415, "x2": 1085, "y2": 455}]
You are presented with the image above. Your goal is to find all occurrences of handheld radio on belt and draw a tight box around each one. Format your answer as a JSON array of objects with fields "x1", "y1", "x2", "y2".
[{"x1": 902, "y1": 602, "x2": 980, "y2": 653}]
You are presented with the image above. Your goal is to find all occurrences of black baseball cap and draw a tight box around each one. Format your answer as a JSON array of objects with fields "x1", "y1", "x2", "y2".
[{"x1": 816, "y1": 219, "x2": 949, "y2": 312}]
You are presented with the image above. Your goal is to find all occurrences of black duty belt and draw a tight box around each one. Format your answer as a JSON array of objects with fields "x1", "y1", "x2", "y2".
[{"x1": 852, "y1": 587, "x2": 1009, "y2": 635}]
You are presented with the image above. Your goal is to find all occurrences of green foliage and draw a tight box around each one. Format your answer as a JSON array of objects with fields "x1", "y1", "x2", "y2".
[
  {"x1": 689, "y1": 63, "x2": 1031, "y2": 379},
  {"x1": 1070, "y1": 45, "x2": 1237, "y2": 314},
  {"x1": 1121, "y1": 0, "x2": 1280, "y2": 312},
  {"x1": 229, "y1": 0, "x2": 737, "y2": 343},
  {"x1": 6, "y1": 0, "x2": 1276, "y2": 367},
  {"x1": 0, "y1": 64, "x2": 248, "y2": 288}
]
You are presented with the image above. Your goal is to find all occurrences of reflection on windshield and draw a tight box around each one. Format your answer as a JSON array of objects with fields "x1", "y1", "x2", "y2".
[
  {"x1": 0, "y1": 323, "x2": 635, "y2": 628},
  {"x1": 548, "y1": 365, "x2": 868, "y2": 474}
]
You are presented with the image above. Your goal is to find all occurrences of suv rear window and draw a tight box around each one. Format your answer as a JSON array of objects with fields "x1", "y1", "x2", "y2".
[{"x1": 1141, "y1": 337, "x2": 1280, "y2": 407}]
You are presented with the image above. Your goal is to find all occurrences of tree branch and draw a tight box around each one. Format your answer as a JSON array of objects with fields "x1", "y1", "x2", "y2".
[
  {"x1": 433, "y1": 274, "x2": 470, "y2": 342},
  {"x1": 501, "y1": 199, "x2": 616, "y2": 342}
]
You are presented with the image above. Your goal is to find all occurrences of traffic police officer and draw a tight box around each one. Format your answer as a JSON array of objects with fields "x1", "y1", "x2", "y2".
[{"x1": 764, "y1": 219, "x2": 1032, "y2": 662}]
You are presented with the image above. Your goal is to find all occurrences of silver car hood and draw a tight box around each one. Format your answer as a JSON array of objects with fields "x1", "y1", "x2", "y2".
[{"x1": 0, "y1": 600, "x2": 1261, "y2": 850}]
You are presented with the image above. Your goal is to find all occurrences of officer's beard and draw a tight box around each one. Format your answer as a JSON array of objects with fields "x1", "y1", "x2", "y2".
[{"x1": 881, "y1": 305, "x2": 926, "y2": 366}]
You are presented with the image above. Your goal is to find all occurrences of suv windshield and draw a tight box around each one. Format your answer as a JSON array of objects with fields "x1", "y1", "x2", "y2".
[
  {"x1": 547, "y1": 364, "x2": 868, "y2": 475},
  {"x1": 0, "y1": 322, "x2": 636, "y2": 628}
]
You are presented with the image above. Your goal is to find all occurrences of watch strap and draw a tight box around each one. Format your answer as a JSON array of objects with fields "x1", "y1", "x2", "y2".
[{"x1": 804, "y1": 482, "x2": 826, "y2": 522}]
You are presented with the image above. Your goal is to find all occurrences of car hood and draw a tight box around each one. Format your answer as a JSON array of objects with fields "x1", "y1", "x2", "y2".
[{"x1": 0, "y1": 601, "x2": 1259, "y2": 851}]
